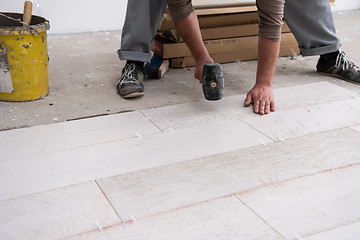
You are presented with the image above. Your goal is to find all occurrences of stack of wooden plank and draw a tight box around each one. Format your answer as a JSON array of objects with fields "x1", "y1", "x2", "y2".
[{"x1": 151, "y1": 3, "x2": 300, "y2": 68}]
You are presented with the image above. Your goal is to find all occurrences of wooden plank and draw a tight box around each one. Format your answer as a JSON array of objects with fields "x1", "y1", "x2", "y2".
[
  {"x1": 164, "y1": 2, "x2": 257, "y2": 16},
  {"x1": 241, "y1": 98, "x2": 360, "y2": 141},
  {"x1": 153, "y1": 32, "x2": 297, "y2": 59},
  {"x1": 200, "y1": 22, "x2": 291, "y2": 40},
  {"x1": 65, "y1": 196, "x2": 283, "y2": 240},
  {"x1": 195, "y1": 5, "x2": 257, "y2": 15},
  {"x1": 0, "y1": 118, "x2": 271, "y2": 200},
  {"x1": 142, "y1": 82, "x2": 354, "y2": 132},
  {"x1": 237, "y1": 163, "x2": 360, "y2": 240},
  {"x1": 0, "y1": 111, "x2": 161, "y2": 161},
  {"x1": 0, "y1": 181, "x2": 120, "y2": 240},
  {"x1": 158, "y1": 11, "x2": 259, "y2": 32},
  {"x1": 95, "y1": 128, "x2": 360, "y2": 223},
  {"x1": 160, "y1": 1, "x2": 334, "y2": 31},
  {"x1": 170, "y1": 43, "x2": 299, "y2": 68},
  {"x1": 154, "y1": 34, "x2": 254, "y2": 59},
  {"x1": 159, "y1": 23, "x2": 291, "y2": 42}
]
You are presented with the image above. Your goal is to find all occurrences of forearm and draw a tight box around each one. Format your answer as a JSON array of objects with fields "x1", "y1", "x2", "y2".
[
  {"x1": 244, "y1": 37, "x2": 279, "y2": 115},
  {"x1": 243, "y1": 0, "x2": 284, "y2": 115},
  {"x1": 256, "y1": 37, "x2": 280, "y2": 87},
  {"x1": 175, "y1": 11, "x2": 211, "y2": 62}
]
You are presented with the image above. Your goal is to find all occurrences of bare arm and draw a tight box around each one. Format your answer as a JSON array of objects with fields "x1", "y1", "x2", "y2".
[
  {"x1": 244, "y1": 0, "x2": 284, "y2": 115},
  {"x1": 175, "y1": 11, "x2": 213, "y2": 81},
  {"x1": 244, "y1": 37, "x2": 279, "y2": 115}
]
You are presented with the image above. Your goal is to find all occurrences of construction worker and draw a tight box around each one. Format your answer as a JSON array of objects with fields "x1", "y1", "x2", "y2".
[
  {"x1": 117, "y1": 0, "x2": 212, "y2": 99},
  {"x1": 117, "y1": 0, "x2": 360, "y2": 115}
]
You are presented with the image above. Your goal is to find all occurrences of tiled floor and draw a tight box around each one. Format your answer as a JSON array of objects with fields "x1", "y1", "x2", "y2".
[
  {"x1": 1, "y1": 10, "x2": 360, "y2": 240},
  {"x1": 1, "y1": 80, "x2": 360, "y2": 239}
]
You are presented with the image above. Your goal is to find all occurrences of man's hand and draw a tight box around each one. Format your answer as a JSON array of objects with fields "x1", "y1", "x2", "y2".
[
  {"x1": 194, "y1": 56, "x2": 214, "y2": 82},
  {"x1": 244, "y1": 37, "x2": 279, "y2": 115},
  {"x1": 244, "y1": 85, "x2": 275, "y2": 115}
]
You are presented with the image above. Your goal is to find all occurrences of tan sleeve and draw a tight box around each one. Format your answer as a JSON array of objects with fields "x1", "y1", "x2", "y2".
[
  {"x1": 167, "y1": 0, "x2": 195, "y2": 23},
  {"x1": 256, "y1": 0, "x2": 285, "y2": 42}
]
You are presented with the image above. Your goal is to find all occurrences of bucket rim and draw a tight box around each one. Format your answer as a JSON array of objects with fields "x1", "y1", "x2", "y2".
[{"x1": 0, "y1": 12, "x2": 50, "y2": 36}]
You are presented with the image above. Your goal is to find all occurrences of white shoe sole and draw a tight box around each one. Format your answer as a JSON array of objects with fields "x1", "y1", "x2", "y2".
[{"x1": 122, "y1": 92, "x2": 144, "y2": 99}]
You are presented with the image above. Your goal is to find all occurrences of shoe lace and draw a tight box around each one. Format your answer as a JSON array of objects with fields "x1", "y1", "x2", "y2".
[
  {"x1": 335, "y1": 51, "x2": 360, "y2": 72},
  {"x1": 117, "y1": 63, "x2": 139, "y2": 86}
]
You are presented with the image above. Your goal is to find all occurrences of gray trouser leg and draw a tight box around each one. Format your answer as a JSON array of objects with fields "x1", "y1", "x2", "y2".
[
  {"x1": 284, "y1": 0, "x2": 341, "y2": 56},
  {"x1": 118, "y1": 0, "x2": 167, "y2": 62}
]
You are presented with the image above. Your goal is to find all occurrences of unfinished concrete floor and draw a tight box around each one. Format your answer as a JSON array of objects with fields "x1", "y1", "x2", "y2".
[
  {"x1": 1, "y1": 10, "x2": 360, "y2": 240},
  {"x1": 1, "y1": 11, "x2": 360, "y2": 130}
]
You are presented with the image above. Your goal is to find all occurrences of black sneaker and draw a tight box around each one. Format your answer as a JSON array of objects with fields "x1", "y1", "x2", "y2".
[
  {"x1": 317, "y1": 51, "x2": 360, "y2": 85},
  {"x1": 117, "y1": 63, "x2": 145, "y2": 98}
]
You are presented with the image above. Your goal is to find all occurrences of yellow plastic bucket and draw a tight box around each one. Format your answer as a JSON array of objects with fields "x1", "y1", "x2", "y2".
[{"x1": 0, "y1": 13, "x2": 50, "y2": 101}]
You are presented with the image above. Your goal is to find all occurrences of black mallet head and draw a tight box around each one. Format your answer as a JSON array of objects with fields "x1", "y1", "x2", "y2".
[{"x1": 202, "y1": 63, "x2": 224, "y2": 101}]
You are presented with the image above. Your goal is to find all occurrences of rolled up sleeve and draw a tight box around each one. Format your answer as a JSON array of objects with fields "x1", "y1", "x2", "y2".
[
  {"x1": 167, "y1": 0, "x2": 195, "y2": 23},
  {"x1": 257, "y1": 0, "x2": 285, "y2": 42}
]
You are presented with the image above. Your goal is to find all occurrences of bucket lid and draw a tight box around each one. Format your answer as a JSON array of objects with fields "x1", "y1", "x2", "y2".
[{"x1": 0, "y1": 13, "x2": 50, "y2": 36}]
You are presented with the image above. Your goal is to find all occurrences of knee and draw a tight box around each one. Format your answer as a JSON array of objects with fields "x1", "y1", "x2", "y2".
[
  {"x1": 167, "y1": 0, "x2": 195, "y2": 23},
  {"x1": 257, "y1": 0, "x2": 285, "y2": 41}
]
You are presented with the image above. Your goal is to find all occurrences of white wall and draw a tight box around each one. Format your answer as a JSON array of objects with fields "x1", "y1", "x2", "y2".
[
  {"x1": 1, "y1": 0, "x2": 128, "y2": 34},
  {"x1": 332, "y1": 0, "x2": 360, "y2": 12},
  {"x1": 1, "y1": 0, "x2": 359, "y2": 34}
]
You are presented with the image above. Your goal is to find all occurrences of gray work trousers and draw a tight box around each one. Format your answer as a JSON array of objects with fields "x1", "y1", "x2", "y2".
[{"x1": 117, "y1": 0, "x2": 340, "y2": 62}]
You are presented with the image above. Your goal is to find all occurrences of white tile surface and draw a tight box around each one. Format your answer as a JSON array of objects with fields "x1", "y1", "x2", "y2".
[
  {"x1": 97, "y1": 128, "x2": 360, "y2": 222},
  {"x1": 0, "y1": 119, "x2": 271, "y2": 200},
  {"x1": 242, "y1": 98, "x2": 360, "y2": 141},
  {"x1": 142, "y1": 82, "x2": 354, "y2": 131},
  {"x1": 304, "y1": 222, "x2": 360, "y2": 240},
  {"x1": 0, "y1": 181, "x2": 120, "y2": 240},
  {"x1": 0, "y1": 111, "x2": 161, "y2": 161},
  {"x1": 237, "y1": 164, "x2": 360, "y2": 240},
  {"x1": 352, "y1": 125, "x2": 360, "y2": 133},
  {"x1": 1, "y1": 82, "x2": 358, "y2": 239},
  {"x1": 65, "y1": 196, "x2": 284, "y2": 240}
]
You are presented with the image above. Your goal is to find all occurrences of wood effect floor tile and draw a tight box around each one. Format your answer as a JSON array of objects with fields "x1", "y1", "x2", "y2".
[
  {"x1": 0, "y1": 111, "x2": 161, "y2": 161},
  {"x1": 142, "y1": 82, "x2": 354, "y2": 132},
  {"x1": 242, "y1": 98, "x2": 360, "y2": 141},
  {"x1": 352, "y1": 125, "x2": 360, "y2": 133},
  {"x1": 237, "y1": 164, "x2": 360, "y2": 240},
  {"x1": 65, "y1": 196, "x2": 284, "y2": 240},
  {"x1": 0, "y1": 181, "x2": 120, "y2": 240},
  {"x1": 0, "y1": 119, "x2": 271, "y2": 200},
  {"x1": 97, "y1": 128, "x2": 360, "y2": 222},
  {"x1": 304, "y1": 222, "x2": 360, "y2": 240}
]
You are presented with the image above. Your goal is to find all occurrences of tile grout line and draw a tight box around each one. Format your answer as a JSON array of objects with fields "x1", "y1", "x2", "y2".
[
  {"x1": 2, "y1": 130, "x2": 165, "y2": 163},
  {"x1": 3, "y1": 127, "x2": 359, "y2": 202},
  {"x1": 62, "y1": 162, "x2": 360, "y2": 239},
  {"x1": 139, "y1": 110, "x2": 164, "y2": 133},
  {"x1": 95, "y1": 180, "x2": 124, "y2": 223},
  {"x1": 240, "y1": 118, "x2": 277, "y2": 142},
  {"x1": 237, "y1": 161, "x2": 360, "y2": 197},
  {"x1": 233, "y1": 194, "x2": 288, "y2": 240},
  {"x1": 300, "y1": 220, "x2": 360, "y2": 240},
  {"x1": 238, "y1": 93, "x2": 360, "y2": 143},
  {"x1": 241, "y1": 114, "x2": 360, "y2": 145}
]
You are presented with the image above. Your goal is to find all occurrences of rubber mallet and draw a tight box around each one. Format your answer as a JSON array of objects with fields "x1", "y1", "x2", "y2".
[{"x1": 202, "y1": 63, "x2": 224, "y2": 101}]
